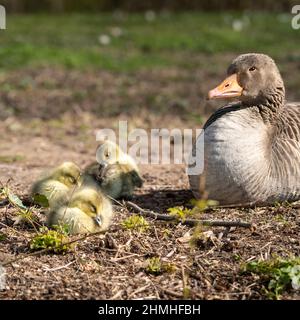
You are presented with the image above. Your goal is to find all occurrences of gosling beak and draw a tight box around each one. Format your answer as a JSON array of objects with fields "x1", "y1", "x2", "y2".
[
  {"x1": 99, "y1": 162, "x2": 108, "y2": 171},
  {"x1": 94, "y1": 216, "x2": 102, "y2": 226},
  {"x1": 77, "y1": 175, "x2": 84, "y2": 186},
  {"x1": 208, "y1": 74, "x2": 243, "y2": 100},
  {"x1": 98, "y1": 162, "x2": 108, "y2": 181}
]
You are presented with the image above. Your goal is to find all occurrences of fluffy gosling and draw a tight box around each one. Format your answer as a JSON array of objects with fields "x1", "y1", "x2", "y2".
[
  {"x1": 84, "y1": 140, "x2": 143, "y2": 199},
  {"x1": 96, "y1": 140, "x2": 139, "y2": 172},
  {"x1": 31, "y1": 162, "x2": 81, "y2": 208},
  {"x1": 47, "y1": 187, "x2": 114, "y2": 234},
  {"x1": 85, "y1": 162, "x2": 143, "y2": 199}
]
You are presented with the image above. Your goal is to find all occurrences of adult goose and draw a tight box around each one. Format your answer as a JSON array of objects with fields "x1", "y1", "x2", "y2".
[{"x1": 188, "y1": 53, "x2": 300, "y2": 205}]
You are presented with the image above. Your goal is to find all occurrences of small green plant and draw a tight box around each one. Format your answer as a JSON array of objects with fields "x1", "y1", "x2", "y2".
[
  {"x1": 162, "y1": 228, "x2": 171, "y2": 238},
  {"x1": 30, "y1": 225, "x2": 71, "y2": 254},
  {"x1": 167, "y1": 200, "x2": 218, "y2": 222},
  {"x1": 242, "y1": 257, "x2": 300, "y2": 299},
  {"x1": 273, "y1": 201, "x2": 292, "y2": 208},
  {"x1": 183, "y1": 287, "x2": 191, "y2": 299},
  {"x1": 167, "y1": 206, "x2": 192, "y2": 221},
  {"x1": 0, "y1": 233, "x2": 6, "y2": 241},
  {"x1": 146, "y1": 257, "x2": 162, "y2": 275},
  {"x1": 233, "y1": 254, "x2": 242, "y2": 261},
  {"x1": 16, "y1": 208, "x2": 39, "y2": 226},
  {"x1": 189, "y1": 199, "x2": 219, "y2": 211},
  {"x1": 121, "y1": 215, "x2": 149, "y2": 232},
  {"x1": 0, "y1": 155, "x2": 24, "y2": 164},
  {"x1": 1, "y1": 186, "x2": 40, "y2": 229},
  {"x1": 53, "y1": 223, "x2": 70, "y2": 235},
  {"x1": 163, "y1": 263, "x2": 177, "y2": 274},
  {"x1": 146, "y1": 257, "x2": 177, "y2": 275},
  {"x1": 274, "y1": 214, "x2": 291, "y2": 226}
]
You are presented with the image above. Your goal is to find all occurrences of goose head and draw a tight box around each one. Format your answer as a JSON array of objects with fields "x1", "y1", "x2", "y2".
[
  {"x1": 69, "y1": 188, "x2": 107, "y2": 228},
  {"x1": 51, "y1": 162, "x2": 81, "y2": 188},
  {"x1": 208, "y1": 53, "x2": 285, "y2": 105},
  {"x1": 96, "y1": 140, "x2": 125, "y2": 166}
]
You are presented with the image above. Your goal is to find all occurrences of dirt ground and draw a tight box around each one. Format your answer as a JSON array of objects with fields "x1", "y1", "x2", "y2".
[{"x1": 0, "y1": 65, "x2": 300, "y2": 300}]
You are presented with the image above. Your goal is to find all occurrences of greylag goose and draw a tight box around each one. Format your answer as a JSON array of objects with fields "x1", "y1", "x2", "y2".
[{"x1": 188, "y1": 53, "x2": 300, "y2": 205}]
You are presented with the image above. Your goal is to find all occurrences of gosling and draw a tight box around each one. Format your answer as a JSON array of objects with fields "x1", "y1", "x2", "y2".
[
  {"x1": 84, "y1": 162, "x2": 143, "y2": 199},
  {"x1": 84, "y1": 140, "x2": 143, "y2": 199},
  {"x1": 31, "y1": 162, "x2": 81, "y2": 208},
  {"x1": 47, "y1": 187, "x2": 114, "y2": 234},
  {"x1": 96, "y1": 140, "x2": 140, "y2": 172}
]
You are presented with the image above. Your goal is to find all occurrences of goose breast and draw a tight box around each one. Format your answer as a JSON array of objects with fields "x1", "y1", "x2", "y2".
[
  {"x1": 190, "y1": 107, "x2": 270, "y2": 204},
  {"x1": 189, "y1": 104, "x2": 300, "y2": 204}
]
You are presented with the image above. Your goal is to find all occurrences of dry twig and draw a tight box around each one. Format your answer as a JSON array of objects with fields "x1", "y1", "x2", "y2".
[{"x1": 125, "y1": 201, "x2": 252, "y2": 228}]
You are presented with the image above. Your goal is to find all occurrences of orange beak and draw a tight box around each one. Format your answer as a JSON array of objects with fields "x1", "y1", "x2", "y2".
[{"x1": 208, "y1": 74, "x2": 243, "y2": 100}]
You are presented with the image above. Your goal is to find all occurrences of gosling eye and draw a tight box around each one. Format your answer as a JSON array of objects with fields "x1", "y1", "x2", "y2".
[
  {"x1": 68, "y1": 176, "x2": 76, "y2": 184},
  {"x1": 105, "y1": 151, "x2": 111, "y2": 159},
  {"x1": 248, "y1": 66, "x2": 256, "y2": 72},
  {"x1": 90, "y1": 205, "x2": 97, "y2": 214}
]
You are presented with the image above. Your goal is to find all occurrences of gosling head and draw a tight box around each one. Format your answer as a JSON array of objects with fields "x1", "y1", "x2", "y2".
[
  {"x1": 208, "y1": 53, "x2": 285, "y2": 105},
  {"x1": 69, "y1": 188, "x2": 106, "y2": 227},
  {"x1": 96, "y1": 140, "x2": 124, "y2": 166},
  {"x1": 51, "y1": 162, "x2": 81, "y2": 188}
]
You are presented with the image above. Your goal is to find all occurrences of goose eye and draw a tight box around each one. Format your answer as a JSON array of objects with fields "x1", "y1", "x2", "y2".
[
  {"x1": 68, "y1": 176, "x2": 76, "y2": 184},
  {"x1": 90, "y1": 205, "x2": 97, "y2": 213},
  {"x1": 249, "y1": 66, "x2": 256, "y2": 72}
]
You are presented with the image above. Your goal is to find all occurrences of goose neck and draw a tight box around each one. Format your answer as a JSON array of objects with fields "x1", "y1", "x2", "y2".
[{"x1": 246, "y1": 88, "x2": 285, "y2": 123}]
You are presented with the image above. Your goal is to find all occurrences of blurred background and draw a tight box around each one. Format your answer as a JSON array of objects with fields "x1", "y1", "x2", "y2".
[
  {"x1": 0, "y1": 0, "x2": 300, "y2": 170},
  {"x1": 1, "y1": 1, "x2": 300, "y2": 118},
  {"x1": 1, "y1": 0, "x2": 299, "y2": 12}
]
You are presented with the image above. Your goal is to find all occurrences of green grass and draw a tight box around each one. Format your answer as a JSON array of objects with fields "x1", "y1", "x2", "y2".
[
  {"x1": 0, "y1": 154, "x2": 25, "y2": 163},
  {"x1": 0, "y1": 12, "x2": 299, "y2": 71}
]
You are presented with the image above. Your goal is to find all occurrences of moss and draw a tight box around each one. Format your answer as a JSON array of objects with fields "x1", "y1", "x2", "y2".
[
  {"x1": 30, "y1": 225, "x2": 71, "y2": 254},
  {"x1": 121, "y1": 214, "x2": 149, "y2": 232},
  {"x1": 167, "y1": 206, "x2": 193, "y2": 221},
  {"x1": 146, "y1": 257, "x2": 177, "y2": 275},
  {"x1": 168, "y1": 199, "x2": 218, "y2": 221},
  {"x1": 189, "y1": 199, "x2": 219, "y2": 211}
]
